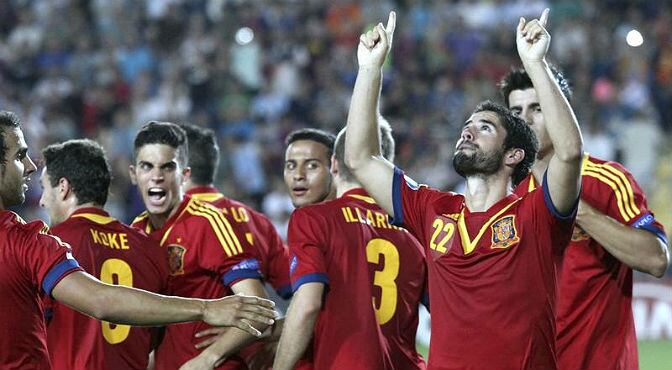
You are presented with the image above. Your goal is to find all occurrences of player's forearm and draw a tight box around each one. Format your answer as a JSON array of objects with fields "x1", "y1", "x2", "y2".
[
  {"x1": 272, "y1": 298, "x2": 319, "y2": 370},
  {"x1": 524, "y1": 61, "x2": 583, "y2": 162},
  {"x1": 579, "y1": 210, "x2": 670, "y2": 277},
  {"x1": 55, "y1": 272, "x2": 204, "y2": 325},
  {"x1": 194, "y1": 326, "x2": 265, "y2": 367},
  {"x1": 344, "y1": 66, "x2": 384, "y2": 171},
  {"x1": 193, "y1": 278, "x2": 272, "y2": 363}
]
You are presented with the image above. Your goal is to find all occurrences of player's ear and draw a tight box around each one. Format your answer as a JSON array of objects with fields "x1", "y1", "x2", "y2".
[
  {"x1": 181, "y1": 167, "x2": 191, "y2": 185},
  {"x1": 58, "y1": 177, "x2": 71, "y2": 201},
  {"x1": 330, "y1": 154, "x2": 339, "y2": 177},
  {"x1": 128, "y1": 165, "x2": 137, "y2": 185},
  {"x1": 504, "y1": 148, "x2": 525, "y2": 167}
]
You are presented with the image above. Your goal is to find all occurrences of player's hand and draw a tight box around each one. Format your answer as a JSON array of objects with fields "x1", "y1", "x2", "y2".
[
  {"x1": 516, "y1": 8, "x2": 550, "y2": 63},
  {"x1": 357, "y1": 11, "x2": 396, "y2": 69},
  {"x1": 202, "y1": 294, "x2": 277, "y2": 336},
  {"x1": 194, "y1": 327, "x2": 229, "y2": 349}
]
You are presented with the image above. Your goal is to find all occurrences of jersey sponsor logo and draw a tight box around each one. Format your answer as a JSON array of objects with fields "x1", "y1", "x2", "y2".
[
  {"x1": 290, "y1": 255, "x2": 298, "y2": 274},
  {"x1": 571, "y1": 225, "x2": 590, "y2": 242},
  {"x1": 490, "y1": 215, "x2": 520, "y2": 249},
  {"x1": 167, "y1": 244, "x2": 187, "y2": 275},
  {"x1": 232, "y1": 258, "x2": 260, "y2": 271}
]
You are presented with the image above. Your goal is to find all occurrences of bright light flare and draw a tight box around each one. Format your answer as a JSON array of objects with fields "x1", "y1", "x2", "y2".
[
  {"x1": 235, "y1": 27, "x2": 254, "y2": 45},
  {"x1": 626, "y1": 29, "x2": 643, "y2": 47}
]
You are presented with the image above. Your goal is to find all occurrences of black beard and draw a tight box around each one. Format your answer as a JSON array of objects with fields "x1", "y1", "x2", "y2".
[{"x1": 452, "y1": 147, "x2": 504, "y2": 179}]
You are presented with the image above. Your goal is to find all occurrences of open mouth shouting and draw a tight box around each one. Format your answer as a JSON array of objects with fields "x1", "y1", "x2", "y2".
[{"x1": 147, "y1": 187, "x2": 168, "y2": 207}]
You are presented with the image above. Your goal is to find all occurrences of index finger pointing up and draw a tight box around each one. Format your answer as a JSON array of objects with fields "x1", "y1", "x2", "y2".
[
  {"x1": 539, "y1": 8, "x2": 549, "y2": 27},
  {"x1": 386, "y1": 11, "x2": 396, "y2": 36}
]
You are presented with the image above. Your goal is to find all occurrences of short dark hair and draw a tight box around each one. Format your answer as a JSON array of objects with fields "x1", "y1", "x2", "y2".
[
  {"x1": 179, "y1": 123, "x2": 219, "y2": 185},
  {"x1": 334, "y1": 117, "x2": 395, "y2": 182},
  {"x1": 0, "y1": 111, "x2": 21, "y2": 166},
  {"x1": 499, "y1": 65, "x2": 572, "y2": 107},
  {"x1": 473, "y1": 100, "x2": 538, "y2": 185},
  {"x1": 285, "y1": 128, "x2": 336, "y2": 159},
  {"x1": 42, "y1": 139, "x2": 111, "y2": 206},
  {"x1": 134, "y1": 121, "x2": 188, "y2": 166}
]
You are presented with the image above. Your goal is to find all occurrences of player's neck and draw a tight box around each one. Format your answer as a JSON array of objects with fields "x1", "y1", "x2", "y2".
[
  {"x1": 531, "y1": 150, "x2": 553, "y2": 183},
  {"x1": 335, "y1": 179, "x2": 361, "y2": 198},
  {"x1": 464, "y1": 173, "x2": 511, "y2": 212},
  {"x1": 148, "y1": 198, "x2": 183, "y2": 230},
  {"x1": 183, "y1": 180, "x2": 214, "y2": 192},
  {"x1": 69, "y1": 202, "x2": 101, "y2": 217}
]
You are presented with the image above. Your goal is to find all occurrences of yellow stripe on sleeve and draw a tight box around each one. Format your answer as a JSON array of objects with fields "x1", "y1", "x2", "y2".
[
  {"x1": 187, "y1": 205, "x2": 234, "y2": 257},
  {"x1": 194, "y1": 203, "x2": 244, "y2": 254},
  {"x1": 587, "y1": 161, "x2": 640, "y2": 216},
  {"x1": 584, "y1": 159, "x2": 639, "y2": 221},
  {"x1": 583, "y1": 167, "x2": 635, "y2": 221},
  {"x1": 187, "y1": 203, "x2": 243, "y2": 257}
]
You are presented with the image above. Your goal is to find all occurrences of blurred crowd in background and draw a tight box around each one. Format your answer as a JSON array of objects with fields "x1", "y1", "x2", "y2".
[{"x1": 1, "y1": 0, "x2": 670, "y2": 247}]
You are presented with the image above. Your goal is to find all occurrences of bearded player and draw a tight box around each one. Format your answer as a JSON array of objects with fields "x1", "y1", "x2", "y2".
[{"x1": 345, "y1": 10, "x2": 583, "y2": 369}]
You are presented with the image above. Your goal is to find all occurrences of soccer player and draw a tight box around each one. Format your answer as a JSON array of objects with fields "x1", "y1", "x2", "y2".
[
  {"x1": 500, "y1": 67, "x2": 669, "y2": 369},
  {"x1": 40, "y1": 139, "x2": 169, "y2": 370},
  {"x1": 0, "y1": 111, "x2": 276, "y2": 370},
  {"x1": 344, "y1": 10, "x2": 582, "y2": 369},
  {"x1": 178, "y1": 123, "x2": 291, "y2": 369},
  {"x1": 129, "y1": 121, "x2": 272, "y2": 369},
  {"x1": 274, "y1": 122, "x2": 427, "y2": 370},
  {"x1": 283, "y1": 128, "x2": 336, "y2": 208}
]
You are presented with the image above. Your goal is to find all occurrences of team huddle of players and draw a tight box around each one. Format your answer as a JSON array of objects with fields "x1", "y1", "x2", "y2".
[{"x1": 0, "y1": 9, "x2": 669, "y2": 370}]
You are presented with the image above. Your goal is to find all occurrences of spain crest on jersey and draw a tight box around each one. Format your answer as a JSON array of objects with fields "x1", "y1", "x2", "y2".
[
  {"x1": 167, "y1": 244, "x2": 187, "y2": 275},
  {"x1": 571, "y1": 225, "x2": 590, "y2": 242},
  {"x1": 490, "y1": 215, "x2": 520, "y2": 249}
]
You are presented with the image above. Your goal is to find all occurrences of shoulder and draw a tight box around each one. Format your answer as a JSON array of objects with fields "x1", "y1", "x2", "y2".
[
  {"x1": 131, "y1": 211, "x2": 149, "y2": 227},
  {"x1": 184, "y1": 199, "x2": 229, "y2": 223},
  {"x1": 581, "y1": 155, "x2": 636, "y2": 185}
]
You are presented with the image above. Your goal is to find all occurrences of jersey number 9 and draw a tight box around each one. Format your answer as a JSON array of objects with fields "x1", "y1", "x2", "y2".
[{"x1": 100, "y1": 258, "x2": 133, "y2": 344}]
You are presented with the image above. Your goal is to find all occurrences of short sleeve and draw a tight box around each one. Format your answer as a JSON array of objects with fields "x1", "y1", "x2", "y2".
[
  {"x1": 15, "y1": 221, "x2": 82, "y2": 297},
  {"x1": 583, "y1": 160, "x2": 667, "y2": 244},
  {"x1": 391, "y1": 167, "x2": 437, "y2": 232},
  {"x1": 287, "y1": 208, "x2": 329, "y2": 292},
  {"x1": 192, "y1": 208, "x2": 262, "y2": 287},
  {"x1": 525, "y1": 176, "x2": 576, "y2": 254},
  {"x1": 266, "y1": 237, "x2": 292, "y2": 299}
]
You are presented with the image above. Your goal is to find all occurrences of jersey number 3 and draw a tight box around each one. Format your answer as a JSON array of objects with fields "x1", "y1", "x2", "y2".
[
  {"x1": 366, "y1": 239, "x2": 399, "y2": 325},
  {"x1": 100, "y1": 258, "x2": 133, "y2": 344}
]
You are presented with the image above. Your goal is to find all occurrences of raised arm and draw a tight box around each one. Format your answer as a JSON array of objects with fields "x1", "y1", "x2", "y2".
[
  {"x1": 517, "y1": 9, "x2": 583, "y2": 214},
  {"x1": 52, "y1": 271, "x2": 276, "y2": 336},
  {"x1": 344, "y1": 11, "x2": 397, "y2": 216}
]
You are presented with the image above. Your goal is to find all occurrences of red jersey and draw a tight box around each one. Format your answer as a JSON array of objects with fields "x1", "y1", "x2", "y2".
[
  {"x1": 186, "y1": 186, "x2": 291, "y2": 299},
  {"x1": 46, "y1": 207, "x2": 169, "y2": 370},
  {"x1": 288, "y1": 188, "x2": 427, "y2": 370},
  {"x1": 392, "y1": 167, "x2": 576, "y2": 370},
  {"x1": 0, "y1": 210, "x2": 81, "y2": 370},
  {"x1": 186, "y1": 186, "x2": 292, "y2": 367},
  {"x1": 132, "y1": 196, "x2": 261, "y2": 370},
  {"x1": 514, "y1": 155, "x2": 668, "y2": 370}
]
